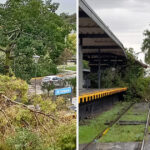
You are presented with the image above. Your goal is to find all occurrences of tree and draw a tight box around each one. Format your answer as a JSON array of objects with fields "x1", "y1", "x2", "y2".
[
  {"x1": 67, "y1": 33, "x2": 76, "y2": 55},
  {"x1": 41, "y1": 81, "x2": 55, "y2": 97},
  {"x1": 60, "y1": 13, "x2": 76, "y2": 30},
  {"x1": 57, "y1": 33, "x2": 76, "y2": 65},
  {"x1": 0, "y1": 0, "x2": 71, "y2": 80},
  {"x1": 142, "y1": 29, "x2": 150, "y2": 64}
]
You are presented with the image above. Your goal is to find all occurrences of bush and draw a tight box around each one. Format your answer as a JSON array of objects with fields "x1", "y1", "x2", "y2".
[
  {"x1": 57, "y1": 121, "x2": 76, "y2": 150},
  {"x1": 56, "y1": 97, "x2": 67, "y2": 110},
  {"x1": 0, "y1": 75, "x2": 28, "y2": 102},
  {"x1": 65, "y1": 78, "x2": 76, "y2": 93},
  {"x1": 0, "y1": 143, "x2": 12, "y2": 150},
  {"x1": 41, "y1": 82, "x2": 55, "y2": 96},
  {"x1": 124, "y1": 77, "x2": 150, "y2": 102},
  {"x1": 32, "y1": 95, "x2": 57, "y2": 113},
  {"x1": 7, "y1": 128, "x2": 43, "y2": 150}
]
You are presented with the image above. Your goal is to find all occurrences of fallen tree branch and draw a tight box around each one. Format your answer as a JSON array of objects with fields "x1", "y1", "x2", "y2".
[
  {"x1": 5, "y1": 29, "x2": 20, "y2": 35},
  {"x1": 0, "y1": 107, "x2": 13, "y2": 129},
  {"x1": 1, "y1": 95, "x2": 58, "y2": 122},
  {"x1": 34, "y1": 113, "x2": 48, "y2": 132},
  {"x1": 0, "y1": 47, "x2": 6, "y2": 53}
]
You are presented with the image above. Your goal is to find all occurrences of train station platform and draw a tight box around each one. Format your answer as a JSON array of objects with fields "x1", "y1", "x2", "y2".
[{"x1": 79, "y1": 87, "x2": 127, "y2": 104}]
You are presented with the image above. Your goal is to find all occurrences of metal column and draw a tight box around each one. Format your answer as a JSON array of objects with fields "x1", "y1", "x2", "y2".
[
  {"x1": 98, "y1": 50, "x2": 101, "y2": 89},
  {"x1": 79, "y1": 39, "x2": 83, "y2": 90}
]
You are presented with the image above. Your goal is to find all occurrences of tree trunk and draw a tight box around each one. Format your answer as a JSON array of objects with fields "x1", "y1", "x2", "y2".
[{"x1": 5, "y1": 50, "x2": 13, "y2": 76}]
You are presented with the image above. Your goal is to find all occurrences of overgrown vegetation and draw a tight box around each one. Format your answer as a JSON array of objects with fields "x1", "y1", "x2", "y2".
[
  {"x1": 79, "y1": 102, "x2": 130, "y2": 144},
  {"x1": 0, "y1": 75, "x2": 76, "y2": 150},
  {"x1": 99, "y1": 125, "x2": 145, "y2": 143},
  {"x1": 99, "y1": 103, "x2": 148, "y2": 143},
  {"x1": 0, "y1": 75, "x2": 28, "y2": 102},
  {"x1": 88, "y1": 48, "x2": 150, "y2": 102}
]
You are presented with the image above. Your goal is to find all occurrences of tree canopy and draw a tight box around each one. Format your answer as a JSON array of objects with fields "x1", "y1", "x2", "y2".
[
  {"x1": 0, "y1": 0, "x2": 74, "y2": 81},
  {"x1": 142, "y1": 28, "x2": 150, "y2": 64}
]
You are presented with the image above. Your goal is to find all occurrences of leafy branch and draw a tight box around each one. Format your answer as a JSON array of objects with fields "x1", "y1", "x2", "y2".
[{"x1": 1, "y1": 94, "x2": 58, "y2": 122}]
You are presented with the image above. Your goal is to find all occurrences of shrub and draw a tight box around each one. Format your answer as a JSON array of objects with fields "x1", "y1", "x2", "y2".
[
  {"x1": 65, "y1": 78, "x2": 76, "y2": 93},
  {"x1": 57, "y1": 121, "x2": 76, "y2": 150},
  {"x1": 0, "y1": 75, "x2": 28, "y2": 102},
  {"x1": 41, "y1": 82, "x2": 55, "y2": 97},
  {"x1": 7, "y1": 128, "x2": 43, "y2": 150}
]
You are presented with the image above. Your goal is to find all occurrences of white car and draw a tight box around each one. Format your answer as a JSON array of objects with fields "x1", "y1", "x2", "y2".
[{"x1": 41, "y1": 76, "x2": 64, "y2": 87}]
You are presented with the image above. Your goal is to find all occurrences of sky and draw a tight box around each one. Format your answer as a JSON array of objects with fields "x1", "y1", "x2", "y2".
[
  {"x1": 86, "y1": 0, "x2": 150, "y2": 62},
  {"x1": 52, "y1": 0, "x2": 76, "y2": 14},
  {"x1": 0, "y1": 0, "x2": 76, "y2": 14}
]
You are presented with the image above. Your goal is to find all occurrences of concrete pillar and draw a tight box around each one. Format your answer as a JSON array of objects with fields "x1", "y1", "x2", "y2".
[{"x1": 79, "y1": 45, "x2": 83, "y2": 90}]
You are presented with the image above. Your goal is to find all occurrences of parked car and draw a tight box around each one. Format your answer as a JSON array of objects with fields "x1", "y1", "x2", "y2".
[{"x1": 41, "y1": 76, "x2": 64, "y2": 87}]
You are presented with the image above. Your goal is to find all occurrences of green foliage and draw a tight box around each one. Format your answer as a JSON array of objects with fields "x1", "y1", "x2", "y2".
[
  {"x1": 57, "y1": 121, "x2": 76, "y2": 150},
  {"x1": 0, "y1": 75, "x2": 76, "y2": 150},
  {"x1": 0, "y1": 75, "x2": 28, "y2": 102},
  {"x1": 41, "y1": 82, "x2": 55, "y2": 96},
  {"x1": 88, "y1": 48, "x2": 149, "y2": 102},
  {"x1": 32, "y1": 95, "x2": 57, "y2": 113},
  {"x1": 79, "y1": 102, "x2": 130, "y2": 144},
  {"x1": 99, "y1": 125, "x2": 145, "y2": 142},
  {"x1": 57, "y1": 48, "x2": 73, "y2": 65},
  {"x1": 103, "y1": 49, "x2": 149, "y2": 102},
  {"x1": 0, "y1": 0, "x2": 72, "y2": 80},
  {"x1": 142, "y1": 29, "x2": 150, "y2": 64},
  {"x1": 0, "y1": 143, "x2": 12, "y2": 150},
  {"x1": 56, "y1": 97, "x2": 67, "y2": 110},
  {"x1": 60, "y1": 13, "x2": 76, "y2": 30},
  {"x1": 99, "y1": 102, "x2": 148, "y2": 143},
  {"x1": 65, "y1": 66, "x2": 76, "y2": 71},
  {"x1": 65, "y1": 78, "x2": 76, "y2": 93},
  {"x1": 121, "y1": 49, "x2": 150, "y2": 102},
  {"x1": 57, "y1": 33, "x2": 76, "y2": 65},
  {"x1": 67, "y1": 33, "x2": 76, "y2": 55},
  {"x1": 83, "y1": 60, "x2": 89, "y2": 69},
  {"x1": 7, "y1": 128, "x2": 43, "y2": 150}
]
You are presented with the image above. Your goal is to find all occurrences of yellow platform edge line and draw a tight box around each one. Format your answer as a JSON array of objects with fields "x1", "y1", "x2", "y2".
[{"x1": 79, "y1": 87, "x2": 127, "y2": 104}]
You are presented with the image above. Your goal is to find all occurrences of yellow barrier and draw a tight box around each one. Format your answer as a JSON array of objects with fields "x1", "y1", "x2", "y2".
[{"x1": 79, "y1": 87, "x2": 127, "y2": 104}]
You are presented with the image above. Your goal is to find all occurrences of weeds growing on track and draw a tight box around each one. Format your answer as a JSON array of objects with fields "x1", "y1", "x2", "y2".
[{"x1": 79, "y1": 102, "x2": 130, "y2": 144}]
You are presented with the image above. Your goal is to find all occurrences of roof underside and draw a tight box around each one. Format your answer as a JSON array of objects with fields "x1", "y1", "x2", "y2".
[
  {"x1": 79, "y1": 0, "x2": 127, "y2": 68},
  {"x1": 79, "y1": 0, "x2": 148, "y2": 68}
]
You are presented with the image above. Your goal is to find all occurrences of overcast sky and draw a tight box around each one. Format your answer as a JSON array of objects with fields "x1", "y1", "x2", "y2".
[
  {"x1": 0, "y1": 0, "x2": 76, "y2": 14},
  {"x1": 86, "y1": 0, "x2": 150, "y2": 62}
]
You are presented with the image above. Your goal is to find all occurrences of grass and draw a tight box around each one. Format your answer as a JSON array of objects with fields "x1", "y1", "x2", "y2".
[
  {"x1": 58, "y1": 65, "x2": 76, "y2": 72},
  {"x1": 79, "y1": 102, "x2": 130, "y2": 144},
  {"x1": 65, "y1": 66, "x2": 76, "y2": 71},
  {"x1": 120, "y1": 114, "x2": 147, "y2": 121},
  {"x1": 99, "y1": 125, "x2": 145, "y2": 142},
  {"x1": 120, "y1": 104, "x2": 148, "y2": 121},
  {"x1": 98, "y1": 103, "x2": 149, "y2": 143}
]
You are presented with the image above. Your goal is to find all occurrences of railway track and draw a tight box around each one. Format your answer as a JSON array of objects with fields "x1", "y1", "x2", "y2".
[
  {"x1": 82, "y1": 102, "x2": 135, "y2": 150},
  {"x1": 138, "y1": 103, "x2": 150, "y2": 150}
]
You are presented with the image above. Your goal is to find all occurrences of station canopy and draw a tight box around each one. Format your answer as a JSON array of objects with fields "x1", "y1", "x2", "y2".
[{"x1": 79, "y1": 0, "x2": 147, "y2": 68}]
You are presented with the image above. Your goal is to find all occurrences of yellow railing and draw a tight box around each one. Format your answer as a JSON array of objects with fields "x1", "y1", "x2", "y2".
[{"x1": 79, "y1": 87, "x2": 127, "y2": 104}]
